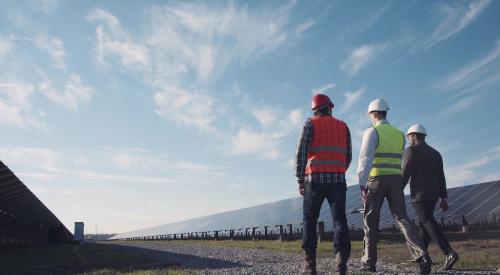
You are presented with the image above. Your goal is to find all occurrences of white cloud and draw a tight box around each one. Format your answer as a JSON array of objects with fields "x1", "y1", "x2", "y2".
[
  {"x1": 0, "y1": 146, "x2": 62, "y2": 172},
  {"x1": 121, "y1": 2, "x2": 296, "y2": 79},
  {"x1": 341, "y1": 44, "x2": 387, "y2": 76},
  {"x1": 445, "y1": 145, "x2": 500, "y2": 188},
  {"x1": 31, "y1": 0, "x2": 60, "y2": 14},
  {"x1": 410, "y1": 0, "x2": 491, "y2": 53},
  {"x1": 87, "y1": 9, "x2": 150, "y2": 69},
  {"x1": 434, "y1": 39, "x2": 500, "y2": 95},
  {"x1": 101, "y1": 146, "x2": 226, "y2": 177},
  {"x1": 293, "y1": 18, "x2": 316, "y2": 38},
  {"x1": 336, "y1": 2, "x2": 393, "y2": 45},
  {"x1": 39, "y1": 73, "x2": 93, "y2": 113},
  {"x1": 87, "y1": 3, "x2": 312, "y2": 133},
  {"x1": 0, "y1": 80, "x2": 46, "y2": 130},
  {"x1": 228, "y1": 108, "x2": 304, "y2": 159},
  {"x1": 35, "y1": 36, "x2": 66, "y2": 70},
  {"x1": 153, "y1": 87, "x2": 216, "y2": 132},
  {"x1": 0, "y1": 36, "x2": 13, "y2": 57},
  {"x1": 229, "y1": 128, "x2": 281, "y2": 159},
  {"x1": 250, "y1": 106, "x2": 277, "y2": 128},
  {"x1": 2, "y1": 145, "x2": 227, "y2": 189},
  {"x1": 338, "y1": 86, "x2": 365, "y2": 114},
  {"x1": 100, "y1": 147, "x2": 154, "y2": 169},
  {"x1": 442, "y1": 96, "x2": 478, "y2": 116},
  {"x1": 311, "y1": 83, "x2": 336, "y2": 94}
]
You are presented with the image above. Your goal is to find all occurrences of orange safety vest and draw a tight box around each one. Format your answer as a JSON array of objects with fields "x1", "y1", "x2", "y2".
[{"x1": 305, "y1": 116, "x2": 348, "y2": 174}]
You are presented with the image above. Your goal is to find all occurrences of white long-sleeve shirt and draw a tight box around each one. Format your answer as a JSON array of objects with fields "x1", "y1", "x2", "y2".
[{"x1": 356, "y1": 119, "x2": 405, "y2": 188}]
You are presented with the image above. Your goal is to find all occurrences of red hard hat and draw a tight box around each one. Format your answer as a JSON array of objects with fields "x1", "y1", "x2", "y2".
[{"x1": 311, "y1": 94, "x2": 334, "y2": 110}]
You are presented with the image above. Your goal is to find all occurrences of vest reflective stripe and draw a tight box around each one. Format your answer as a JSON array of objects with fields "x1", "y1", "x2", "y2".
[
  {"x1": 309, "y1": 146, "x2": 347, "y2": 153},
  {"x1": 306, "y1": 116, "x2": 348, "y2": 174},
  {"x1": 369, "y1": 123, "x2": 404, "y2": 177},
  {"x1": 372, "y1": 163, "x2": 401, "y2": 169},
  {"x1": 374, "y1": 153, "x2": 402, "y2": 158},
  {"x1": 308, "y1": 159, "x2": 347, "y2": 166}
]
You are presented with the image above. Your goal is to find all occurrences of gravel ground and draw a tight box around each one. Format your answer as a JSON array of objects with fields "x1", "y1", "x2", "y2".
[{"x1": 104, "y1": 241, "x2": 499, "y2": 275}]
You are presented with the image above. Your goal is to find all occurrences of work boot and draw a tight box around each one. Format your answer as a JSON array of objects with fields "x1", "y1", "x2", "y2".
[
  {"x1": 360, "y1": 262, "x2": 376, "y2": 272},
  {"x1": 301, "y1": 251, "x2": 317, "y2": 275},
  {"x1": 335, "y1": 252, "x2": 349, "y2": 275},
  {"x1": 440, "y1": 251, "x2": 459, "y2": 271},
  {"x1": 417, "y1": 255, "x2": 432, "y2": 275}
]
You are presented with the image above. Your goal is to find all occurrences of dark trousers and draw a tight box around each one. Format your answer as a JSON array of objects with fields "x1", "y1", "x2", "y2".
[
  {"x1": 302, "y1": 181, "x2": 351, "y2": 255},
  {"x1": 413, "y1": 201, "x2": 452, "y2": 255}
]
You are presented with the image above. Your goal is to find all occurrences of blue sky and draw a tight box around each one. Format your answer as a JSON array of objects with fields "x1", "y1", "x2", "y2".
[{"x1": 1, "y1": 0, "x2": 499, "y2": 234}]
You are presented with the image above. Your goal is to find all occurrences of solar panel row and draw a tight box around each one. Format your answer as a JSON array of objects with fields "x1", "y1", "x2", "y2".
[
  {"x1": 0, "y1": 161, "x2": 72, "y2": 245},
  {"x1": 110, "y1": 180, "x2": 500, "y2": 239}
]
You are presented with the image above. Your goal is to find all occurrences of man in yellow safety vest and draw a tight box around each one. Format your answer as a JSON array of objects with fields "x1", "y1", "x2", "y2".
[{"x1": 356, "y1": 98, "x2": 432, "y2": 274}]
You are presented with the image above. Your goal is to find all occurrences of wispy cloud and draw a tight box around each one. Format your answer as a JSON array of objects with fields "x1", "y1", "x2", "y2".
[
  {"x1": 1, "y1": 145, "x2": 227, "y2": 188},
  {"x1": 34, "y1": 36, "x2": 66, "y2": 70},
  {"x1": 153, "y1": 86, "x2": 217, "y2": 132},
  {"x1": 0, "y1": 80, "x2": 46, "y2": 130},
  {"x1": 336, "y1": 2, "x2": 393, "y2": 44},
  {"x1": 445, "y1": 144, "x2": 500, "y2": 188},
  {"x1": 87, "y1": 9, "x2": 150, "y2": 69},
  {"x1": 39, "y1": 73, "x2": 93, "y2": 113},
  {"x1": 341, "y1": 43, "x2": 387, "y2": 76},
  {"x1": 0, "y1": 35, "x2": 14, "y2": 57},
  {"x1": 0, "y1": 146, "x2": 62, "y2": 172},
  {"x1": 434, "y1": 39, "x2": 500, "y2": 94},
  {"x1": 434, "y1": 39, "x2": 500, "y2": 117},
  {"x1": 338, "y1": 86, "x2": 365, "y2": 114},
  {"x1": 31, "y1": 0, "x2": 60, "y2": 14},
  {"x1": 293, "y1": 18, "x2": 316, "y2": 38},
  {"x1": 250, "y1": 106, "x2": 277, "y2": 129},
  {"x1": 409, "y1": 0, "x2": 491, "y2": 53},
  {"x1": 100, "y1": 146, "x2": 227, "y2": 177},
  {"x1": 87, "y1": 2, "x2": 311, "y2": 133},
  {"x1": 441, "y1": 96, "x2": 479, "y2": 116},
  {"x1": 311, "y1": 83, "x2": 336, "y2": 94}
]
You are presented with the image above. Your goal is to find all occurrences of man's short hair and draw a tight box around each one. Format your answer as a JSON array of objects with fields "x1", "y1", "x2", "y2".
[
  {"x1": 313, "y1": 105, "x2": 332, "y2": 116},
  {"x1": 370, "y1": 111, "x2": 387, "y2": 119}
]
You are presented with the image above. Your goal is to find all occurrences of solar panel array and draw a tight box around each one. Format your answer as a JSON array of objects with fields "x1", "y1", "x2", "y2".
[
  {"x1": 0, "y1": 160, "x2": 72, "y2": 244},
  {"x1": 110, "y1": 180, "x2": 499, "y2": 239}
]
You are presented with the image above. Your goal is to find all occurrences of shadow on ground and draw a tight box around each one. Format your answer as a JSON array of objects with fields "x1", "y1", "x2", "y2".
[{"x1": 0, "y1": 242, "x2": 246, "y2": 274}]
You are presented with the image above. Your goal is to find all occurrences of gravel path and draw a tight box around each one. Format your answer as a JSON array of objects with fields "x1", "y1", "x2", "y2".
[{"x1": 104, "y1": 241, "x2": 499, "y2": 275}]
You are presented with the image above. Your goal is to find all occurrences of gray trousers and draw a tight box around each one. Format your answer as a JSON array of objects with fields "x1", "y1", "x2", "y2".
[{"x1": 361, "y1": 175, "x2": 425, "y2": 266}]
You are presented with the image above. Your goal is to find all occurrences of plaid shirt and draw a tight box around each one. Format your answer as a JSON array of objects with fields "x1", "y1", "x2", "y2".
[{"x1": 295, "y1": 116, "x2": 352, "y2": 183}]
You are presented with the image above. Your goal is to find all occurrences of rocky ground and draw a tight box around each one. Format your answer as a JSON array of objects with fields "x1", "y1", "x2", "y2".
[{"x1": 104, "y1": 241, "x2": 500, "y2": 275}]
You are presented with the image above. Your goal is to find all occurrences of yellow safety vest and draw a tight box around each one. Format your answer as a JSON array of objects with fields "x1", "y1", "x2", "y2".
[{"x1": 369, "y1": 123, "x2": 404, "y2": 177}]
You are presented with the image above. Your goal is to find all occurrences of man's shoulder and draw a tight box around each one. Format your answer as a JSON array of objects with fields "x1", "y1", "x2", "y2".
[
  {"x1": 363, "y1": 126, "x2": 376, "y2": 134},
  {"x1": 425, "y1": 143, "x2": 442, "y2": 158},
  {"x1": 414, "y1": 143, "x2": 442, "y2": 159},
  {"x1": 303, "y1": 117, "x2": 313, "y2": 126}
]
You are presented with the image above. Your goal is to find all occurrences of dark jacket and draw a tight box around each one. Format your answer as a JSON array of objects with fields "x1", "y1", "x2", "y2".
[{"x1": 402, "y1": 142, "x2": 447, "y2": 203}]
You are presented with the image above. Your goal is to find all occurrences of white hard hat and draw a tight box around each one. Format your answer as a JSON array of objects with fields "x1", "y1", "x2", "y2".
[
  {"x1": 407, "y1": 123, "x2": 427, "y2": 136},
  {"x1": 367, "y1": 98, "x2": 389, "y2": 113}
]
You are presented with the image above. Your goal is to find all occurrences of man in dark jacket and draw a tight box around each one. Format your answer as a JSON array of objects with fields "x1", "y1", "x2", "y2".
[{"x1": 402, "y1": 123, "x2": 459, "y2": 271}]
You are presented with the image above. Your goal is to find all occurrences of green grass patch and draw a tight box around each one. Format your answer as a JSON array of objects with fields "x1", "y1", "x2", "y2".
[{"x1": 0, "y1": 243, "x2": 192, "y2": 274}]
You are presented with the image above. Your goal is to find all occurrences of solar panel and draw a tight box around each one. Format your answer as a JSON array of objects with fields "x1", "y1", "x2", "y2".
[{"x1": 110, "y1": 180, "x2": 500, "y2": 239}]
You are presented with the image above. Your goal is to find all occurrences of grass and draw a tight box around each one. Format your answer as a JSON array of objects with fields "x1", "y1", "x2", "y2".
[
  {"x1": 119, "y1": 238, "x2": 500, "y2": 270},
  {"x1": 2, "y1": 238, "x2": 498, "y2": 273},
  {"x1": 0, "y1": 243, "x2": 193, "y2": 275}
]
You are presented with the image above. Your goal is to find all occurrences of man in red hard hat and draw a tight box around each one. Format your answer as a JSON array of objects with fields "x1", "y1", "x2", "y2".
[{"x1": 295, "y1": 93, "x2": 352, "y2": 275}]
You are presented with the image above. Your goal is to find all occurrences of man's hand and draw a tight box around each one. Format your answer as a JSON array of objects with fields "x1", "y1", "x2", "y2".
[
  {"x1": 298, "y1": 180, "x2": 305, "y2": 196},
  {"x1": 440, "y1": 198, "x2": 449, "y2": 212},
  {"x1": 360, "y1": 185, "x2": 368, "y2": 205}
]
